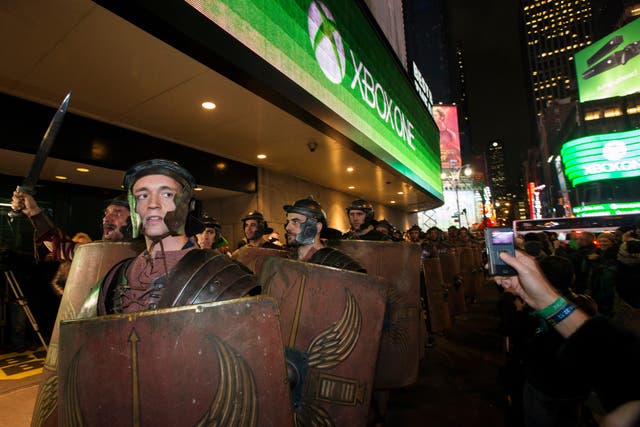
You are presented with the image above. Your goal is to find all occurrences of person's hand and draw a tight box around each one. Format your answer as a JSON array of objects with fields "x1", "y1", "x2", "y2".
[
  {"x1": 494, "y1": 250, "x2": 559, "y2": 311},
  {"x1": 11, "y1": 191, "x2": 42, "y2": 217}
]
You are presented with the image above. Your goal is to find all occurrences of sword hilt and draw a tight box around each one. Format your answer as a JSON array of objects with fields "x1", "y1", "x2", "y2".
[{"x1": 7, "y1": 185, "x2": 35, "y2": 219}]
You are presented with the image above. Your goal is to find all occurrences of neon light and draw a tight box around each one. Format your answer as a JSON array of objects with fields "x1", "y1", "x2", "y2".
[
  {"x1": 561, "y1": 129, "x2": 640, "y2": 185},
  {"x1": 573, "y1": 202, "x2": 640, "y2": 216}
]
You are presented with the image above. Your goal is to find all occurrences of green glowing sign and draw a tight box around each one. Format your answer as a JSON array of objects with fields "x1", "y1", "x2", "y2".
[
  {"x1": 573, "y1": 202, "x2": 640, "y2": 216},
  {"x1": 575, "y1": 18, "x2": 640, "y2": 103},
  {"x1": 185, "y1": 0, "x2": 442, "y2": 199},
  {"x1": 561, "y1": 129, "x2": 640, "y2": 185}
]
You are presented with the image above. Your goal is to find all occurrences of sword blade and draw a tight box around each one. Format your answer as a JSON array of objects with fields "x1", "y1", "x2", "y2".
[{"x1": 20, "y1": 91, "x2": 72, "y2": 193}]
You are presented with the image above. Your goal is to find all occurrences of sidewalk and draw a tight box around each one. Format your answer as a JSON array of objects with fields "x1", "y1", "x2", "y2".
[{"x1": 386, "y1": 282, "x2": 507, "y2": 426}]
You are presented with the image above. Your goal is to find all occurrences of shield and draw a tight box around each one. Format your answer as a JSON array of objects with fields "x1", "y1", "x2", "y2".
[
  {"x1": 231, "y1": 246, "x2": 289, "y2": 274},
  {"x1": 422, "y1": 258, "x2": 451, "y2": 333},
  {"x1": 327, "y1": 240, "x2": 421, "y2": 389},
  {"x1": 260, "y1": 257, "x2": 386, "y2": 426},
  {"x1": 57, "y1": 296, "x2": 293, "y2": 427},
  {"x1": 473, "y1": 248, "x2": 486, "y2": 296},
  {"x1": 458, "y1": 247, "x2": 478, "y2": 301},
  {"x1": 439, "y1": 253, "x2": 466, "y2": 315},
  {"x1": 32, "y1": 241, "x2": 143, "y2": 427}
]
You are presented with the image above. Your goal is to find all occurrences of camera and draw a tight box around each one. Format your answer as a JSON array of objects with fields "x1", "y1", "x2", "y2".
[{"x1": 484, "y1": 227, "x2": 517, "y2": 276}]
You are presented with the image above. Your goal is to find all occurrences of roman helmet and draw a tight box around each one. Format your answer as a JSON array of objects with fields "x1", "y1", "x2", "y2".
[
  {"x1": 345, "y1": 199, "x2": 375, "y2": 228},
  {"x1": 241, "y1": 210, "x2": 273, "y2": 238},
  {"x1": 123, "y1": 159, "x2": 196, "y2": 239},
  {"x1": 283, "y1": 196, "x2": 327, "y2": 246}
]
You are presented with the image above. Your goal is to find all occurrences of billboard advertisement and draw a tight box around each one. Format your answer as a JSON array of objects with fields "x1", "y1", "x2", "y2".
[
  {"x1": 183, "y1": 0, "x2": 442, "y2": 199},
  {"x1": 561, "y1": 129, "x2": 640, "y2": 185},
  {"x1": 432, "y1": 105, "x2": 461, "y2": 169},
  {"x1": 575, "y1": 18, "x2": 640, "y2": 103}
]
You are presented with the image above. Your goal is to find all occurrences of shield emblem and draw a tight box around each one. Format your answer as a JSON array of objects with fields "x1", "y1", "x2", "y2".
[
  {"x1": 33, "y1": 241, "x2": 143, "y2": 427},
  {"x1": 231, "y1": 246, "x2": 289, "y2": 274},
  {"x1": 58, "y1": 296, "x2": 293, "y2": 427},
  {"x1": 422, "y1": 258, "x2": 451, "y2": 333},
  {"x1": 327, "y1": 240, "x2": 421, "y2": 389},
  {"x1": 260, "y1": 257, "x2": 386, "y2": 426}
]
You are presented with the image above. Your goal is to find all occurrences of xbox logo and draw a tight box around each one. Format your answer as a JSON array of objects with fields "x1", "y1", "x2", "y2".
[
  {"x1": 602, "y1": 140, "x2": 627, "y2": 161},
  {"x1": 308, "y1": 1, "x2": 346, "y2": 84}
]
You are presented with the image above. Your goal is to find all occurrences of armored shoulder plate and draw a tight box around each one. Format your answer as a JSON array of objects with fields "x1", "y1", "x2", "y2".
[
  {"x1": 308, "y1": 247, "x2": 366, "y2": 273},
  {"x1": 158, "y1": 249, "x2": 259, "y2": 308}
]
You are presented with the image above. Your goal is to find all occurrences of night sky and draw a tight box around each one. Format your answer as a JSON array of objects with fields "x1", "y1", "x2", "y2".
[{"x1": 447, "y1": 0, "x2": 537, "y2": 189}]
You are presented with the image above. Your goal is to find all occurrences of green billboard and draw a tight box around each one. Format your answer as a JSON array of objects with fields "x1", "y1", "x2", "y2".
[
  {"x1": 575, "y1": 18, "x2": 640, "y2": 103},
  {"x1": 561, "y1": 129, "x2": 640, "y2": 186},
  {"x1": 185, "y1": 0, "x2": 442, "y2": 199},
  {"x1": 573, "y1": 202, "x2": 640, "y2": 216}
]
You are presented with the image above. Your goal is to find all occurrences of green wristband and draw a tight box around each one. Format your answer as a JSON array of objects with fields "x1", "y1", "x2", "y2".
[{"x1": 537, "y1": 296, "x2": 567, "y2": 318}]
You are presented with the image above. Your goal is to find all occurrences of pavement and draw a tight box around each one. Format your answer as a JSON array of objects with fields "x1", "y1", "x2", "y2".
[{"x1": 0, "y1": 282, "x2": 507, "y2": 427}]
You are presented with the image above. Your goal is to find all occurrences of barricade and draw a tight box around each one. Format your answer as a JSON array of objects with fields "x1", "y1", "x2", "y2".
[
  {"x1": 421, "y1": 258, "x2": 452, "y2": 332},
  {"x1": 439, "y1": 253, "x2": 466, "y2": 315}
]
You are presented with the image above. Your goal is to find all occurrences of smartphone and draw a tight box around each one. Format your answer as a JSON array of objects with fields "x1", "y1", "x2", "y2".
[{"x1": 484, "y1": 227, "x2": 517, "y2": 276}]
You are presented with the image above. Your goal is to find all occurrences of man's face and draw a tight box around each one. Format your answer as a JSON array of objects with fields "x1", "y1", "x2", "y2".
[
  {"x1": 244, "y1": 219, "x2": 261, "y2": 242},
  {"x1": 285, "y1": 212, "x2": 308, "y2": 245},
  {"x1": 102, "y1": 205, "x2": 130, "y2": 241},
  {"x1": 409, "y1": 230, "x2": 420, "y2": 242},
  {"x1": 132, "y1": 174, "x2": 179, "y2": 239},
  {"x1": 197, "y1": 227, "x2": 217, "y2": 249},
  {"x1": 597, "y1": 236, "x2": 614, "y2": 251},
  {"x1": 428, "y1": 229, "x2": 439, "y2": 241},
  {"x1": 348, "y1": 210, "x2": 366, "y2": 229}
]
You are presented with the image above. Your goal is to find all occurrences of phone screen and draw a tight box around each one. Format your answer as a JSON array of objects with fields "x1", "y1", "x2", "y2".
[{"x1": 485, "y1": 228, "x2": 517, "y2": 275}]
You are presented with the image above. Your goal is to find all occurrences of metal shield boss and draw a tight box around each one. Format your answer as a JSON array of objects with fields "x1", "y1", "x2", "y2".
[
  {"x1": 32, "y1": 241, "x2": 143, "y2": 427},
  {"x1": 260, "y1": 257, "x2": 386, "y2": 426},
  {"x1": 328, "y1": 240, "x2": 422, "y2": 389},
  {"x1": 231, "y1": 246, "x2": 289, "y2": 274},
  {"x1": 57, "y1": 296, "x2": 293, "y2": 427}
]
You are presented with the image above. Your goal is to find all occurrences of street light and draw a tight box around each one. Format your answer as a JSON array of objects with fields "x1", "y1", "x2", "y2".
[{"x1": 441, "y1": 164, "x2": 472, "y2": 227}]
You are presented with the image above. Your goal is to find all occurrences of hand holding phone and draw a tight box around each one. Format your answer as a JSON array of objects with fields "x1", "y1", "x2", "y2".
[{"x1": 485, "y1": 227, "x2": 517, "y2": 276}]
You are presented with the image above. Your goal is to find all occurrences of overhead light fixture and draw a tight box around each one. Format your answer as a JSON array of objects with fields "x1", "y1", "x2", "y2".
[
  {"x1": 216, "y1": 162, "x2": 226, "y2": 170},
  {"x1": 55, "y1": 176, "x2": 68, "y2": 180},
  {"x1": 346, "y1": 167, "x2": 354, "y2": 172},
  {"x1": 257, "y1": 154, "x2": 267, "y2": 159},
  {"x1": 397, "y1": 191, "x2": 404, "y2": 195},
  {"x1": 76, "y1": 167, "x2": 90, "y2": 173},
  {"x1": 348, "y1": 185, "x2": 355, "y2": 190},
  {"x1": 201, "y1": 101, "x2": 216, "y2": 110},
  {"x1": 390, "y1": 200, "x2": 396, "y2": 204},
  {"x1": 194, "y1": 187, "x2": 203, "y2": 192}
]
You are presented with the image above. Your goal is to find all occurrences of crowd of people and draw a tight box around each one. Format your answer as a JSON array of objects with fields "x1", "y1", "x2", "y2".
[{"x1": 5, "y1": 159, "x2": 640, "y2": 426}]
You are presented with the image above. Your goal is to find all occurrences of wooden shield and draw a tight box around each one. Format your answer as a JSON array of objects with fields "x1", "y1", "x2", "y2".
[
  {"x1": 458, "y1": 247, "x2": 478, "y2": 300},
  {"x1": 260, "y1": 257, "x2": 386, "y2": 426},
  {"x1": 231, "y1": 246, "x2": 289, "y2": 274},
  {"x1": 58, "y1": 296, "x2": 293, "y2": 427},
  {"x1": 33, "y1": 241, "x2": 143, "y2": 427},
  {"x1": 327, "y1": 240, "x2": 421, "y2": 389},
  {"x1": 439, "y1": 253, "x2": 466, "y2": 315},
  {"x1": 422, "y1": 258, "x2": 452, "y2": 333}
]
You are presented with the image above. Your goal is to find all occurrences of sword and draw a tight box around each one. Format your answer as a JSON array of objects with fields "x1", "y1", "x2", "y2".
[{"x1": 9, "y1": 92, "x2": 71, "y2": 218}]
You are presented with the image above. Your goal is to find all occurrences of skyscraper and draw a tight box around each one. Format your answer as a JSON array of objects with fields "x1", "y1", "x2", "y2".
[{"x1": 523, "y1": 0, "x2": 594, "y2": 115}]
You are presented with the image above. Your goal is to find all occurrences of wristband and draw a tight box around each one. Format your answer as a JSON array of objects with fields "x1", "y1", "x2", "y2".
[
  {"x1": 536, "y1": 296, "x2": 566, "y2": 318},
  {"x1": 546, "y1": 303, "x2": 576, "y2": 326}
]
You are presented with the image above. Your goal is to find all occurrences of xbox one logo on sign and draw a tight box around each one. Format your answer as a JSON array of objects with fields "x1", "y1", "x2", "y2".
[
  {"x1": 602, "y1": 140, "x2": 627, "y2": 161},
  {"x1": 308, "y1": 1, "x2": 345, "y2": 84}
]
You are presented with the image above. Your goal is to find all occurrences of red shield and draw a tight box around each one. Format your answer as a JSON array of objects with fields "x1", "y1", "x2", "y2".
[
  {"x1": 57, "y1": 296, "x2": 293, "y2": 427},
  {"x1": 33, "y1": 241, "x2": 143, "y2": 427},
  {"x1": 260, "y1": 257, "x2": 386, "y2": 426},
  {"x1": 326, "y1": 240, "x2": 421, "y2": 389},
  {"x1": 231, "y1": 246, "x2": 289, "y2": 274}
]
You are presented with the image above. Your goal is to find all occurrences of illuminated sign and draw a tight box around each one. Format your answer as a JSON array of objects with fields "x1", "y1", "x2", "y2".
[
  {"x1": 573, "y1": 202, "x2": 640, "y2": 216},
  {"x1": 575, "y1": 18, "x2": 640, "y2": 103},
  {"x1": 432, "y1": 105, "x2": 461, "y2": 169},
  {"x1": 560, "y1": 129, "x2": 640, "y2": 185},
  {"x1": 185, "y1": 0, "x2": 442, "y2": 199},
  {"x1": 412, "y1": 62, "x2": 433, "y2": 114}
]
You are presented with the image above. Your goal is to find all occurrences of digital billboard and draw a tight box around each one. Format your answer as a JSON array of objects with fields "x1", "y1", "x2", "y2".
[
  {"x1": 184, "y1": 0, "x2": 442, "y2": 199},
  {"x1": 573, "y1": 202, "x2": 640, "y2": 216},
  {"x1": 575, "y1": 18, "x2": 640, "y2": 103},
  {"x1": 432, "y1": 105, "x2": 461, "y2": 169},
  {"x1": 561, "y1": 129, "x2": 640, "y2": 186}
]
